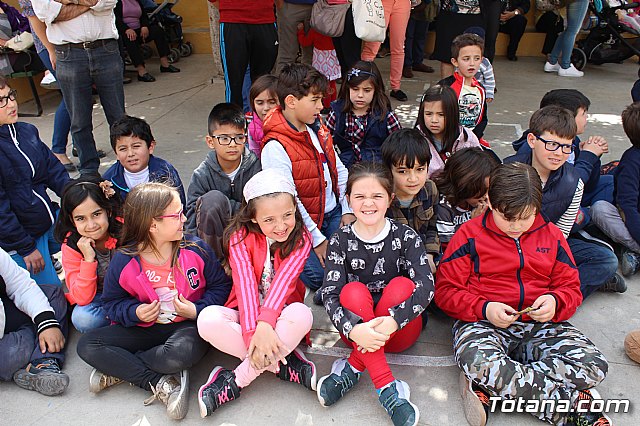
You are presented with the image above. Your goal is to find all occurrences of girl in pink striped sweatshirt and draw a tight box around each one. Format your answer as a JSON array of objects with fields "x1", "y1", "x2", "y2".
[{"x1": 197, "y1": 169, "x2": 316, "y2": 418}]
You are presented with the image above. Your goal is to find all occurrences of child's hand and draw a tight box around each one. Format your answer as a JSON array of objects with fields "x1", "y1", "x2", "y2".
[
  {"x1": 471, "y1": 200, "x2": 489, "y2": 219},
  {"x1": 136, "y1": 300, "x2": 160, "y2": 322},
  {"x1": 485, "y1": 302, "x2": 518, "y2": 328},
  {"x1": 297, "y1": 22, "x2": 304, "y2": 31},
  {"x1": 248, "y1": 321, "x2": 289, "y2": 370},
  {"x1": 173, "y1": 294, "x2": 197, "y2": 319},
  {"x1": 528, "y1": 294, "x2": 556, "y2": 323},
  {"x1": 38, "y1": 327, "x2": 65, "y2": 354},
  {"x1": 372, "y1": 316, "x2": 399, "y2": 336},
  {"x1": 77, "y1": 236, "x2": 96, "y2": 263},
  {"x1": 314, "y1": 240, "x2": 329, "y2": 267},
  {"x1": 487, "y1": 98, "x2": 494, "y2": 103},
  {"x1": 581, "y1": 136, "x2": 608, "y2": 157},
  {"x1": 349, "y1": 318, "x2": 389, "y2": 353},
  {"x1": 23, "y1": 249, "x2": 45, "y2": 274},
  {"x1": 340, "y1": 213, "x2": 357, "y2": 227},
  {"x1": 427, "y1": 253, "x2": 437, "y2": 273}
]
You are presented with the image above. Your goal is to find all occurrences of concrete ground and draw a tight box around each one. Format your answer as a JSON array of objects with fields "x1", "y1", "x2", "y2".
[{"x1": 1, "y1": 54, "x2": 639, "y2": 426}]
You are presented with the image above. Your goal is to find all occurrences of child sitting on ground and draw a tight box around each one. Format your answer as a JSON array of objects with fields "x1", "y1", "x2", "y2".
[
  {"x1": 186, "y1": 103, "x2": 261, "y2": 259},
  {"x1": 262, "y1": 63, "x2": 355, "y2": 297},
  {"x1": 54, "y1": 177, "x2": 121, "y2": 333},
  {"x1": 0, "y1": 247, "x2": 69, "y2": 396},
  {"x1": 381, "y1": 128, "x2": 439, "y2": 273},
  {"x1": 0, "y1": 76, "x2": 70, "y2": 285},
  {"x1": 247, "y1": 75, "x2": 279, "y2": 157},
  {"x1": 197, "y1": 169, "x2": 316, "y2": 417},
  {"x1": 436, "y1": 163, "x2": 610, "y2": 426},
  {"x1": 504, "y1": 106, "x2": 624, "y2": 297},
  {"x1": 590, "y1": 102, "x2": 640, "y2": 277},
  {"x1": 316, "y1": 162, "x2": 434, "y2": 426},
  {"x1": 103, "y1": 115, "x2": 185, "y2": 205},
  {"x1": 434, "y1": 147, "x2": 499, "y2": 252}
]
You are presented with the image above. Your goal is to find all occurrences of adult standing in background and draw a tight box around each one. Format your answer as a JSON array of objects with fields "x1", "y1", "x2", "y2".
[
  {"x1": 210, "y1": 0, "x2": 278, "y2": 107},
  {"x1": 274, "y1": 0, "x2": 315, "y2": 74},
  {"x1": 480, "y1": 0, "x2": 501, "y2": 63},
  {"x1": 332, "y1": 5, "x2": 361, "y2": 78},
  {"x1": 544, "y1": 0, "x2": 588, "y2": 77}
]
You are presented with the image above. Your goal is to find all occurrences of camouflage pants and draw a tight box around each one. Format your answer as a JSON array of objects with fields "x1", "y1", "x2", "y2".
[{"x1": 453, "y1": 320, "x2": 608, "y2": 425}]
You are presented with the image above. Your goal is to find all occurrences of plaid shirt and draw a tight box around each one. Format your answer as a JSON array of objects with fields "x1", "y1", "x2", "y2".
[
  {"x1": 327, "y1": 109, "x2": 402, "y2": 160},
  {"x1": 386, "y1": 179, "x2": 440, "y2": 254}
]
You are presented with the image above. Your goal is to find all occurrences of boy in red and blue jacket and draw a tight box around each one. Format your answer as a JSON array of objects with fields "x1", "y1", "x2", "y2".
[{"x1": 436, "y1": 163, "x2": 610, "y2": 426}]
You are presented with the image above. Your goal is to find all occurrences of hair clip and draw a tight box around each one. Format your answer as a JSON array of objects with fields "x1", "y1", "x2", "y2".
[
  {"x1": 347, "y1": 68, "x2": 376, "y2": 81},
  {"x1": 99, "y1": 180, "x2": 116, "y2": 199}
]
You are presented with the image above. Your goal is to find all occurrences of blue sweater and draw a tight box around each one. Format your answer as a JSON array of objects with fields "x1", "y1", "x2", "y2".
[
  {"x1": 0, "y1": 123, "x2": 69, "y2": 256},
  {"x1": 103, "y1": 154, "x2": 186, "y2": 205},
  {"x1": 614, "y1": 146, "x2": 640, "y2": 245}
]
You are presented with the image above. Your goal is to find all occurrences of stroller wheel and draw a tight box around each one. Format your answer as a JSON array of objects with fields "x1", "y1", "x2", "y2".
[
  {"x1": 180, "y1": 42, "x2": 192, "y2": 57},
  {"x1": 571, "y1": 47, "x2": 587, "y2": 71},
  {"x1": 141, "y1": 44, "x2": 153, "y2": 60},
  {"x1": 168, "y1": 48, "x2": 181, "y2": 64}
]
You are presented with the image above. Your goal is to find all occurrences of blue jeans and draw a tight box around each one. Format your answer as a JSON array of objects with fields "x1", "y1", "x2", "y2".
[
  {"x1": 582, "y1": 174, "x2": 614, "y2": 206},
  {"x1": 71, "y1": 294, "x2": 110, "y2": 333},
  {"x1": 404, "y1": 18, "x2": 429, "y2": 67},
  {"x1": 54, "y1": 39, "x2": 125, "y2": 174},
  {"x1": 301, "y1": 205, "x2": 343, "y2": 290},
  {"x1": 568, "y1": 236, "x2": 618, "y2": 299},
  {"x1": 37, "y1": 50, "x2": 73, "y2": 156},
  {"x1": 10, "y1": 224, "x2": 61, "y2": 286},
  {"x1": 549, "y1": 0, "x2": 589, "y2": 68}
]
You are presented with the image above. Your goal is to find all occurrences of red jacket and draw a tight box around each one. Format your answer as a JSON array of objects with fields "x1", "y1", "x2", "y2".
[
  {"x1": 435, "y1": 211, "x2": 582, "y2": 323},
  {"x1": 262, "y1": 107, "x2": 339, "y2": 228},
  {"x1": 225, "y1": 228, "x2": 311, "y2": 347}
]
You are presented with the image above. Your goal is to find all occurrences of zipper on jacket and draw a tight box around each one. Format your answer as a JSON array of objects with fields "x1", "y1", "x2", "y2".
[
  {"x1": 514, "y1": 238, "x2": 525, "y2": 311},
  {"x1": 10, "y1": 124, "x2": 54, "y2": 225}
]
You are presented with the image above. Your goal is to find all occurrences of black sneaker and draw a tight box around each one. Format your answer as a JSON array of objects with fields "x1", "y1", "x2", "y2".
[
  {"x1": 13, "y1": 357, "x2": 69, "y2": 396},
  {"x1": 621, "y1": 249, "x2": 640, "y2": 277},
  {"x1": 317, "y1": 358, "x2": 361, "y2": 406},
  {"x1": 312, "y1": 289, "x2": 323, "y2": 306},
  {"x1": 378, "y1": 380, "x2": 420, "y2": 426},
  {"x1": 459, "y1": 372, "x2": 490, "y2": 426},
  {"x1": 599, "y1": 273, "x2": 627, "y2": 293},
  {"x1": 198, "y1": 367, "x2": 240, "y2": 418},
  {"x1": 277, "y1": 348, "x2": 317, "y2": 391},
  {"x1": 566, "y1": 388, "x2": 612, "y2": 425},
  {"x1": 390, "y1": 89, "x2": 408, "y2": 102},
  {"x1": 160, "y1": 65, "x2": 180, "y2": 73}
]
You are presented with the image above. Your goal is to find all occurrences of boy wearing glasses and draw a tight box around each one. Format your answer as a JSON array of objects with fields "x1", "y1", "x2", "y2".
[
  {"x1": 185, "y1": 103, "x2": 261, "y2": 260},
  {"x1": 505, "y1": 105, "x2": 623, "y2": 298},
  {"x1": 103, "y1": 115, "x2": 185, "y2": 205}
]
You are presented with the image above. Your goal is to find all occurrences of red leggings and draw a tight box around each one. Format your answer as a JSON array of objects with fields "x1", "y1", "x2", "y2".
[{"x1": 339, "y1": 277, "x2": 422, "y2": 389}]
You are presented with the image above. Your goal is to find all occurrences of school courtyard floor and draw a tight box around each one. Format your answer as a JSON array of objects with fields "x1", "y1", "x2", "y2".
[{"x1": 1, "y1": 54, "x2": 639, "y2": 426}]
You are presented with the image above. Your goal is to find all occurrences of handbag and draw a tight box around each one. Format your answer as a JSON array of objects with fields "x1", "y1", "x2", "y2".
[
  {"x1": 352, "y1": 0, "x2": 386, "y2": 42},
  {"x1": 5, "y1": 32, "x2": 34, "y2": 52},
  {"x1": 310, "y1": 0, "x2": 351, "y2": 38},
  {"x1": 535, "y1": 0, "x2": 567, "y2": 12}
]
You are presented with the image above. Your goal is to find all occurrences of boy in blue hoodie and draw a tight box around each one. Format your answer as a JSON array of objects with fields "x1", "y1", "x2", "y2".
[{"x1": 103, "y1": 115, "x2": 186, "y2": 205}]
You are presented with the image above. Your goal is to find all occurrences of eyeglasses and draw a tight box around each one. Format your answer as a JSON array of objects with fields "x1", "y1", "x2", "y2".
[
  {"x1": 536, "y1": 135, "x2": 574, "y2": 154},
  {"x1": 210, "y1": 134, "x2": 247, "y2": 146},
  {"x1": 0, "y1": 89, "x2": 17, "y2": 108},
  {"x1": 156, "y1": 207, "x2": 183, "y2": 220}
]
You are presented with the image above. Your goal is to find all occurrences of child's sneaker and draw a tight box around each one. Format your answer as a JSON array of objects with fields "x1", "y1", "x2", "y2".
[
  {"x1": 317, "y1": 358, "x2": 361, "y2": 407},
  {"x1": 378, "y1": 380, "x2": 420, "y2": 426},
  {"x1": 459, "y1": 372, "x2": 490, "y2": 426},
  {"x1": 89, "y1": 368, "x2": 123, "y2": 393},
  {"x1": 277, "y1": 348, "x2": 317, "y2": 391},
  {"x1": 621, "y1": 249, "x2": 640, "y2": 277},
  {"x1": 599, "y1": 273, "x2": 627, "y2": 293},
  {"x1": 144, "y1": 373, "x2": 189, "y2": 420},
  {"x1": 198, "y1": 367, "x2": 241, "y2": 418},
  {"x1": 13, "y1": 357, "x2": 69, "y2": 396},
  {"x1": 566, "y1": 388, "x2": 612, "y2": 425}
]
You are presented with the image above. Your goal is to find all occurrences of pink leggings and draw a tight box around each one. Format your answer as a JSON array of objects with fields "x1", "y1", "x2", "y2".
[
  {"x1": 361, "y1": 0, "x2": 411, "y2": 90},
  {"x1": 340, "y1": 277, "x2": 422, "y2": 389},
  {"x1": 197, "y1": 303, "x2": 312, "y2": 388}
]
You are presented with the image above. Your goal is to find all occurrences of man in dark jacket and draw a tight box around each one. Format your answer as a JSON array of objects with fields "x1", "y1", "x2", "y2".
[{"x1": 498, "y1": 0, "x2": 530, "y2": 61}]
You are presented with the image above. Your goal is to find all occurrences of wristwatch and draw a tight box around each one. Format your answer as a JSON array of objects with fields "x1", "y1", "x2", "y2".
[{"x1": 514, "y1": 9, "x2": 520, "y2": 15}]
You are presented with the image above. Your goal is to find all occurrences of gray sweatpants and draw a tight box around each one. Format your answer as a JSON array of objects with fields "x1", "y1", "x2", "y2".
[{"x1": 590, "y1": 200, "x2": 640, "y2": 253}]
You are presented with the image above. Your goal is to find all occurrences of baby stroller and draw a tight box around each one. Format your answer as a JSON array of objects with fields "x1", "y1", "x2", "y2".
[
  {"x1": 572, "y1": 0, "x2": 640, "y2": 70},
  {"x1": 140, "y1": 0, "x2": 193, "y2": 64}
]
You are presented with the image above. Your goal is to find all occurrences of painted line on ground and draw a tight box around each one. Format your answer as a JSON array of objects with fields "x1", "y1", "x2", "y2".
[{"x1": 302, "y1": 344, "x2": 456, "y2": 367}]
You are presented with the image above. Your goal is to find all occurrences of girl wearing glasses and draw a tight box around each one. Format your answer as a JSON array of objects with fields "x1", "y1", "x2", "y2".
[
  {"x1": 197, "y1": 169, "x2": 316, "y2": 417},
  {"x1": 76, "y1": 182, "x2": 232, "y2": 420},
  {"x1": 54, "y1": 177, "x2": 122, "y2": 333}
]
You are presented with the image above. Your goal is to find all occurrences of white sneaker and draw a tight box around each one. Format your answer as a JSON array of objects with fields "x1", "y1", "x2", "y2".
[
  {"x1": 40, "y1": 72, "x2": 58, "y2": 89},
  {"x1": 544, "y1": 61, "x2": 560, "y2": 72},
  {"x1": 558, "y1": 64, "x2": 584, "y2": 77}
]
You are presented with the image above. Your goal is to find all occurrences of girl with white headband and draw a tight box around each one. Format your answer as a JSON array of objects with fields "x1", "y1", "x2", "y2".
[{"x1": 197, "y1": 168, "x2": 316, "y2": 418}]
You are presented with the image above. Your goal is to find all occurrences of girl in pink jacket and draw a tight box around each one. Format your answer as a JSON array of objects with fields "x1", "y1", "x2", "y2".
[{"x1": 197, "y1": 168, "x2": 315, "y2": 418}]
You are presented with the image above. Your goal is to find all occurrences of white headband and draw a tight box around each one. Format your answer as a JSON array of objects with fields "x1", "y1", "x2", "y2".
[{"x1": 243, "y1": 168, "x2": 296, "y2": 202}]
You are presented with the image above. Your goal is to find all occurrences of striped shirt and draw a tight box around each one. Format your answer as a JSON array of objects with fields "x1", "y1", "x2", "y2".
[{"x1": 554, "y1": 178, "x2": 584, "y2": 238}]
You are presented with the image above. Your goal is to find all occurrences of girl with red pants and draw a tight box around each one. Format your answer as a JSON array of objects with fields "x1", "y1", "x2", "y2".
[{"x1": 316, "y1": 162, "x2": 434, "y2": 426}]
